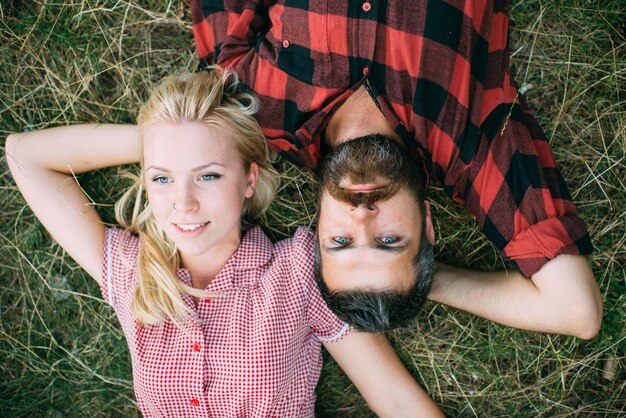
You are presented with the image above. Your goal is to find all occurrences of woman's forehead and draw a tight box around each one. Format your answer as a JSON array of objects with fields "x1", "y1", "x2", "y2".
[{"x1": 143, "y1": 121, "x2": 242, "y2": 168}]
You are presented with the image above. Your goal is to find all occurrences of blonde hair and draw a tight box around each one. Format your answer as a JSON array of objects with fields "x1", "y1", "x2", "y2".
[{"x1": 115, "y1": 69, "x2": 277, "y2": 326}]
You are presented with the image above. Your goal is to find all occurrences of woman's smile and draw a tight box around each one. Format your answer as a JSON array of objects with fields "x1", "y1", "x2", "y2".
[{"x1": 172, "y1": 221, "x2": 210, "y2": 233}]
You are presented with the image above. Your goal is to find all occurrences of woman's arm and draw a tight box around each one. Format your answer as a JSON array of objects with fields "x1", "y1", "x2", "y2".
[
  {"x1": 6, "y1": 124, "x2": 139, "y2": 283},
  {"x1": 323, "y1": 332, "x2": 444, "y2": 418}
]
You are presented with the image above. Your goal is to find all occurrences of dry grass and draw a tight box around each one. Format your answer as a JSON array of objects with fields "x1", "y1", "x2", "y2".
[{"x1": 1, "y1": 1, "x2": 624, "y2": 416}]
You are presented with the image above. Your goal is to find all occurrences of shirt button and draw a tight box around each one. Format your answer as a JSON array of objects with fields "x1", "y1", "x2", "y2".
[
  {"x1": 190, "y1": 398, "x2": 200, "y2": 406},
  {"x1": 192, "y1": 342, "x2": 201, "y2": 352},
  {"x1": 362, "y1": 67, "x2": 369, "y2": 75},
  {"x1": 282, "y1": 39, "x2": 290, "y2": 48},
  {"x1": 362, "y1": 1, "x2": 372, "y2": 12}
]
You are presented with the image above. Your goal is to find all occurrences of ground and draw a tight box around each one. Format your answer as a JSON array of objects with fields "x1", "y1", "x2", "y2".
[{"x1": 0, "y1": 1, "x2": 624, "y2": 416}]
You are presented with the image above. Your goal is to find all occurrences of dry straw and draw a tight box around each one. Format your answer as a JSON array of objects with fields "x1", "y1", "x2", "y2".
[{"x1": 1, "y1": 1, "x2": 624, "y2": 416}]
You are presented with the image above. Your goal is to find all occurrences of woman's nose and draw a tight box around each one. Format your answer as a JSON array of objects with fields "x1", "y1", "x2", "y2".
[{"x1": 173, "y1": 183, "x2": 199, "y2": 213}]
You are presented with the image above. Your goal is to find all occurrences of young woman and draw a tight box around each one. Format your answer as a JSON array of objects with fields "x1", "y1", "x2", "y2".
[{"x1": 6, "y1": 69, "x2": 442, "y2": 417}]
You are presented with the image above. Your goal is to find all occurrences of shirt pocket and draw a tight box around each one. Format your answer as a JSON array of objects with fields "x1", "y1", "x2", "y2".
[{"x1": 264, "y1": 0, "x2": 351, "y2": 87}]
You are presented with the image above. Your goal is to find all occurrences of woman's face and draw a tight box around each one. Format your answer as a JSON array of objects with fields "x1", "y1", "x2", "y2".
[{"x1": 143, "y1": 120, "x2": 257, "y2": 259}]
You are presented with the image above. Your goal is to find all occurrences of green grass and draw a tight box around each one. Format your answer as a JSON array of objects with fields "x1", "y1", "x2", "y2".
[{"x1": 1, "y1": 1, "x2": 624, "y2": 416}]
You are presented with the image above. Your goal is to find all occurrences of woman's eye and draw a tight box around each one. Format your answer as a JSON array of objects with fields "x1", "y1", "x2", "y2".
[
  {"x1": 152, "y1": 176, "x2": 170, "y2": 184},
  {"x1": 380, "y1": 236, "x2": 399, "y2": 245},
  {"x1": 200, "y1": 173, "x2": 220, "y2": 181},
  {"x1": 332, "y1": 236, "x2": 351, "y2": 245}
]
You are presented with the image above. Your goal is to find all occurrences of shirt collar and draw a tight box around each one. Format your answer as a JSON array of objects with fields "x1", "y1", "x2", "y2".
[{"x1": 227, "y1": 225, "x2": 273, "y2": 272}]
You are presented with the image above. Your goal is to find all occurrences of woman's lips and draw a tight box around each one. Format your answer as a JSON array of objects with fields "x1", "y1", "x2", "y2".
[{"x1": 172, "y1": 222, "x2": 209, "y2": 235}]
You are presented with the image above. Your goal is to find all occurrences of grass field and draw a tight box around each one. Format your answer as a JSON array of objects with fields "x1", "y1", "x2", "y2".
[{"x1": 1, "y1": 1, "x2": 624, "y2": 416}]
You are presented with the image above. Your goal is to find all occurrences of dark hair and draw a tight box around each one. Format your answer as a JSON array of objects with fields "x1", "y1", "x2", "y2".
[{"x1": 314, "y1": 232, "x2": 435, "y2": 332}]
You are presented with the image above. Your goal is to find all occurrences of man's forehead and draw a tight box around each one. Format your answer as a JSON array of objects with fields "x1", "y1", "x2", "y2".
[{"x1": 320, "y1": 246, "x2": 418, "y2": 292}]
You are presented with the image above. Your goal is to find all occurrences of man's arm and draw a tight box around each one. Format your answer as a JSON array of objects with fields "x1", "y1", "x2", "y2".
[
  {"x1": 323, "y1": 332, "x2": 444, "y2": 418},
  {"x1": 410, "y1": 2, "x2": 600, "y2": 338},
  {"x1": 428, "y1": 254, "x2": 602, "y2": 339}
]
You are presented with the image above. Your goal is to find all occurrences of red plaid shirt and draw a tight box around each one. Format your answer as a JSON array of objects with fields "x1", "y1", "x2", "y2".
[
  {"x1": 191, "y1": 0, "x2": 592, "y2": 276},
  {"x1": 101, "y1": 226, "x2": 349, "y2": 417}
]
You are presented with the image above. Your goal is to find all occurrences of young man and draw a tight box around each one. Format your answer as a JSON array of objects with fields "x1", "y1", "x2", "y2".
[{"x1": 191, "y1": 0, "x2": 602, "y2": 337}]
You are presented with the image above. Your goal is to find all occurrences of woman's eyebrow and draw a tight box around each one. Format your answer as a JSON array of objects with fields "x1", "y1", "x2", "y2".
[
  {"x1": 192, "y1": 162, "x2": 226, "y2": 171},
  {"x1": 144, "y1": 162, "x2": 227, "y2": 172},
  {"x1": 145, "y1": 165, "x2": 170, "y2": 172}
]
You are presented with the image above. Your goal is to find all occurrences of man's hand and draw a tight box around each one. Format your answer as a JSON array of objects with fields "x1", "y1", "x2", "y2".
[{"x1": 428, "y1": 255, "x2": 602, "y2": 339}]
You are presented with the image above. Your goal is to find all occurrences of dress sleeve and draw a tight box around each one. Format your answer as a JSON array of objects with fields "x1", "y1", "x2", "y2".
[
  {"x1": 292, "y1": 227, "x2": 351, "y2": 342},
  {"x1": 434, "y1": 2, "x2": 592, "y2": 277},
  {"x1": 100, "y1": 227, "x2": 140, "y2": 309},
  {"x1": 191, "y1": 0, "x2": 273, "y2": 65}
]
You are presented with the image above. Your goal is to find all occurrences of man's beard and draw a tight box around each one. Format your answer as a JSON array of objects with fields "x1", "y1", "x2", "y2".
[{"x1": 319, "y1": 134, "x2": 424, "y2": 206}]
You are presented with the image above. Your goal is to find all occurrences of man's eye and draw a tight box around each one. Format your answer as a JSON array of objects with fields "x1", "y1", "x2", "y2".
[
  {"x1": 331, "y1": 236, "x2": 351, "y2": 245},
  {"x1": 152, "y1": 176, "x2": 170, "y2": 184},
  {"x1": 200, "y1": 173, "x2": 220, "y2": 181},
  {"x1": 380, "y1": 236, "x2": 399, "y2": 244}
]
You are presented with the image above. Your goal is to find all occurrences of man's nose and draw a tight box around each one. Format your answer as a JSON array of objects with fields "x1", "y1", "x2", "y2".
[{"x1": 350, "y1": 203, "x2": 378, "y2": 222}]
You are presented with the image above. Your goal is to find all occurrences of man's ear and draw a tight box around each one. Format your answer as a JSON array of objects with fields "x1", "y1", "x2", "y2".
[
  {"x1": 245, "y1": 162, "x2": 259, "y2": 198},
  {"x1": 423, "y1": 200, "x2": 436, "y2": 245}
]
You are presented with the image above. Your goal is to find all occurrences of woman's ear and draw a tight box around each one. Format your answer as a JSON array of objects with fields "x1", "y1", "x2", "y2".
[{"x1": 245, "y1": 162, "x2": 259, "y2": 198}]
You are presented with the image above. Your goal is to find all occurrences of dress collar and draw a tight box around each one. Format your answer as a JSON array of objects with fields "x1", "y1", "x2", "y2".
[{"x1": 177, "y1": 225, "x2": 273, "y2": 292}]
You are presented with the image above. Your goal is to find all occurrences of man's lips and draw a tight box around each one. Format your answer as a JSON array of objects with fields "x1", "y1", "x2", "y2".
[{"x1": 341, "y1": 183, "x2": 385, "y2": 193}]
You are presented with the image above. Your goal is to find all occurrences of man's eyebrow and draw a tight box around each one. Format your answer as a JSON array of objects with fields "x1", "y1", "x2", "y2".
[
  {"x1": 374, "y1": 242, "x2": 410, "y2": 253},
  {"x1": 323, "y1": 242, "x2": 410, "y2": 254}
]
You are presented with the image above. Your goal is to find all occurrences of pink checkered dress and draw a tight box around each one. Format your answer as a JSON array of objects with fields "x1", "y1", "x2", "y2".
[{"x1": 101, "y1": 225, "x2": 350, "y2": 417}]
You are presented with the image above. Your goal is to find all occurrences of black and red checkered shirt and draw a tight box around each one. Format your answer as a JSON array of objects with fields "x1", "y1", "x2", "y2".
[{"x1": 191, "y1": 0, "x2": 592, "y2": 276}]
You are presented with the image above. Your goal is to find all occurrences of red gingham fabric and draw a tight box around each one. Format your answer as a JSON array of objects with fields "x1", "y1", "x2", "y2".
[
  {"x1": 101, "y1": 226, "x2": 350, "y2": 418},
  {"x1": 191, "y1": 0, "x2": 592, "y2": 276}
]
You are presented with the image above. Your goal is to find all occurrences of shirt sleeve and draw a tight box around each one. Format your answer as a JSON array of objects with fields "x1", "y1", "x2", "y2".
[
  {"x1": 100, "y1": 227, "x2": 140, "y2": 309},
  {"x1": 461, "y1": 99, "x2": 593, "y2": 277},
  {"x1": 292, "y1": 227, "x2": 351, "y2": 342},
  {"x1": 428, "y1": 2, "x2": 592, "y2": 277},
  {"x1": 191, "y1": 0, "x2": 273, "y2": 65}
]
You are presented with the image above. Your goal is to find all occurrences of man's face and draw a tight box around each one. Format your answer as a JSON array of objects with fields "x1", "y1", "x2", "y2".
[{"x1": 317, "y1": 134, "x2": 428, "y2": 292}]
